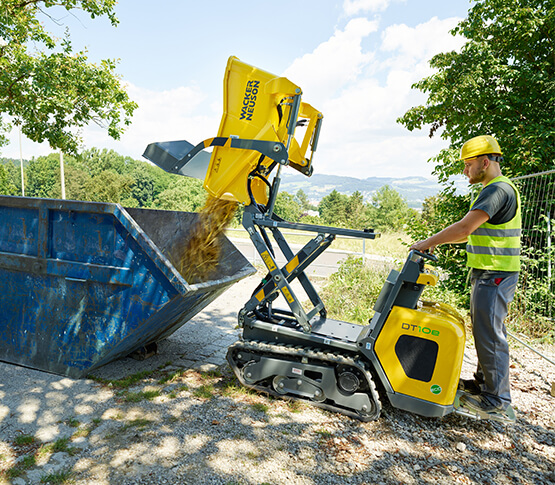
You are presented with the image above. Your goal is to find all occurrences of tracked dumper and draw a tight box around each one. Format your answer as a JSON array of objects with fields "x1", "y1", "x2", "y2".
[{"x1": 145, "y1": 56, "x2": 483, "y2": 422}]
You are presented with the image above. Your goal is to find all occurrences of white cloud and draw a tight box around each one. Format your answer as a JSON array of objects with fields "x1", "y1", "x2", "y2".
[
  {"x1": 343, "y1": 0, "x2": 392, "y2": 16},
  {"x1": 283, "y1": 18, "x2": 378, "y2": 105},
  {"x1": 283, "y1": 15, "x2": 464, "y2": 179},
  {"x1": 381, "y1": 16, "x2": 463, "y2": 66},
  {"x1": 89, "y1": 83, "x2": 221, "y2": 156},
  {"x1": 317, "y1": 130, "x2": 447, "y2": 179}
]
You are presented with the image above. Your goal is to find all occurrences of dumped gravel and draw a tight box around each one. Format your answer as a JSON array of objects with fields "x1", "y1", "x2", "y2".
[{"x1": 0, "y1": 276, "x2": 553, "y2": 485}]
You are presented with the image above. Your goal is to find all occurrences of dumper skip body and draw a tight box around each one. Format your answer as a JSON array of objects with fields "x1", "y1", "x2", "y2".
[{"x1": 0, "y1": 195, "x2": 254, "y2": 377}]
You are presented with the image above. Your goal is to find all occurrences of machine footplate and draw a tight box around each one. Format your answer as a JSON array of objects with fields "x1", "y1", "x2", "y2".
[
  {"x1": 227, "y1": 340, "x2": 382, "y2": 421},
  {"x1": 453, "y1": 391, "x2": 516, "y2": 424}
]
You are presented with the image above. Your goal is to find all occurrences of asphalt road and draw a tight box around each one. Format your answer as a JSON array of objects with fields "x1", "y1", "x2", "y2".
[
  {"x1": 229, "y1": 239, "x2": 346, "y2": 277},
  {"x1": 228, "y1": 238, "x2": 394, "y2": 277}
]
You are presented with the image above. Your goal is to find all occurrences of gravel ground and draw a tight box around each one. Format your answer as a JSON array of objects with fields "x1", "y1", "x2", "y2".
[{"x1": 0, "y1": 276, "x2": 554, "y2": 485}]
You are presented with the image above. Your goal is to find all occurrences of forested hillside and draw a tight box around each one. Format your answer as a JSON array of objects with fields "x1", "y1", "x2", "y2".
[{"x1": 1, "y1": 149, "x2": 415, "y2": 233}]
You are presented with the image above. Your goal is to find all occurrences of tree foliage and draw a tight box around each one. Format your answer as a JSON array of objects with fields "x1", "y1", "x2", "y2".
[
  {"x1": 25, "y1": 153, "x2": 62, "y2": 198},
  {"x1": 0, "y1": 0, "x2": 137, "y2": 153},
  {"x1": 274, "y1": 191, "x2": 302, "y2": 222},
  {"x1": 0, "y1": 148, "x2": 206, "y2": 211},
  {"x1": 1, "y1": 149, "x2": 416, "y2": 238},
  {"x1": 151, "y1": 177, "x2": 206, "y2": 212},
  {"x1": 367, "y1": 185, "x2": 414, "y2": 232},
  {"x1": 0, "y1": 163, "x2": 16, "y2": 194},
  {"x1": 319, "y1": 189, "x2": 349, "y2": 226},
  {"x1": 318, "y1": 187, "x2": 412, "y2": 232},
  {"x1": 295, "y1": 189, "x2": 316, "y2": 211},
  {"x1": 398, "y1": 0, "x2": 555, "y2": 181}
]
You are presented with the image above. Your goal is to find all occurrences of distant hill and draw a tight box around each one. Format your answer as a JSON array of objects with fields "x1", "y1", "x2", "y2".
[
  {"x1": 1, "y1": 157, "x2": 30, "y2": 168},
  {"x1": 280, "y1": 172, "x2": 469, "y2": 209}
]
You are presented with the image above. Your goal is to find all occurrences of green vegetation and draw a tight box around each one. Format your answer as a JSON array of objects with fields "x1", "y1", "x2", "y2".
[
  {"x1": 38, "y1": 437, "x2": 76, "y2": 457},
  {"x1": 122, "y1": 389, "x2": 161, "y2": 403},
  {"x1": 1, "y1": 149, "x2": 207, "y2": 211},
  {"x1": 510, "y1": 243, "x2": 555, "y2": 340},
  {"x1": 193, "y1": 384, "x2": 216, "y2": 400},
  {"x1": 65, "y1": 418, "x2": 80, "y2": 428},
  {"x1": 320, "y1": 257, "x2": 391, "y2": 325},
  {"x1": 40, "y1": 468, "x2": 74, "y2": 484},
  {"x1": 158, "y1": 370, "x2": 184, "y2": 385},
  {"x1": 250, "y1": 402, "x2": 269, "y2": 414},
  {"x1": 5, "y1": 454, "x2": 36, "y2": 478},
  {"x1": 399, "y1": 0, "x2": 554, "y2": 181},
  {"x1": 320, "y1": 255, "x2": 468, "y2": 329},
  {"x1": 318, "y1": 186, "x2": 414, "y2": 232},
  {"x1": 0, "y1": 0, "x2": 136, "y2": 154},
  {"x1": 89, "y1": 369, "x2": 154, "y2": 389},
  {"x1": 3, "y1": 434, "x2": 81, "y2": 482},
  {"x1": 14, "y1": 435, "x2": 36, "y2": 446}
]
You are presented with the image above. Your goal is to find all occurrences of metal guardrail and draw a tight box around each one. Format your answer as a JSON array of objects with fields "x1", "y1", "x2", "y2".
[
  {"x1": 225, "y1": 227, "x2": 370, "y2": 258},
  {"x1": 225, "y1": 227, "x2": 395, "y2": 277}
]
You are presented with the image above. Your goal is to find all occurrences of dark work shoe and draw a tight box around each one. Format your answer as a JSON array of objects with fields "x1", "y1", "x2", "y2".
[
  {"x1": 458, "y1": 378, "x2": 481, "y2": 395},
  {"x1": 459, "y1": 393, "x2": 516, "y2": 424}
]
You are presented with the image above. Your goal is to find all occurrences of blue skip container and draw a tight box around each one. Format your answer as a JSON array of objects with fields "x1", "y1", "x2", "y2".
[{"x1": 0, "y1": 196, "x2": 254, "y2": 377}]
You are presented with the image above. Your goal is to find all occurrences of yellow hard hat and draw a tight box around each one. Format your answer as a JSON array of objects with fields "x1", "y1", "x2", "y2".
[{"x1": 460, "y1": 135, "x2": 503, "y2": 161}]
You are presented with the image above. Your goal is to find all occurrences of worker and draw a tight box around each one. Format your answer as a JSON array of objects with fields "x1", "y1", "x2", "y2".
[{"x1": 410, "y1": 135, "x2": 520, "y2": 423}]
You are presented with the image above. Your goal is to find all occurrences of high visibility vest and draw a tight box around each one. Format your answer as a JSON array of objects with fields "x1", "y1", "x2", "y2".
[{"x1": 467, "y1": 176, "x2": 521, "y2": 272}]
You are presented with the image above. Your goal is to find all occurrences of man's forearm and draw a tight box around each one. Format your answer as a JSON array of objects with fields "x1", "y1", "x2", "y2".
[{"x1": 410, "y1": 209, "x2": 489, "y2": 252}]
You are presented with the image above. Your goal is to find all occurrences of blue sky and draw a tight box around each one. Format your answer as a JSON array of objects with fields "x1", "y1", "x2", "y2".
[{"x1": 4, "y1": 0, "x2": 475, "y2": 179}]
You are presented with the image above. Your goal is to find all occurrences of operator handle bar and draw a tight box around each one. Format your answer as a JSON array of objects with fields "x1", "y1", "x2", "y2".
[{"x1": 409, "y1": 249, "x2": 438, "y2": 262}]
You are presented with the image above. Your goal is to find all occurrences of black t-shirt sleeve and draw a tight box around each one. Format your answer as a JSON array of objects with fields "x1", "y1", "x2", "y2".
[{"x1": 471, "y1": 182, "x2": 517, "y2": 225}]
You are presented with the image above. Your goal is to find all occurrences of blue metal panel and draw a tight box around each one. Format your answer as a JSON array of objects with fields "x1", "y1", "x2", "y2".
[{"x1": 0, "y1": 196, "x2": 255, "y2": 377}]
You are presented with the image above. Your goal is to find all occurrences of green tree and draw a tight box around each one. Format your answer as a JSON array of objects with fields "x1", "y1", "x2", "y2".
[
  {"x1": 367, "y1": 185, "x2": 412, "y2": 232},
  {"x1": 1, "y1": 159, "x2": 22, "y2": 194},
  {"x1": 345, "y1": 191, "x2": 368, "y2": 229},
  {"x1": 25, "y1": 154, "x2": 61, "y2": 198},
  {"x1": 295, "y1": 189, "x2": 316, "y2": 212},
  {"x1": 0, "y1": 163, "x2": 16, "y2": 194},
  {"x1": 83, "y1": 170, "x2": 134, "y2": 204},
  {"x1": 151, "y1": 177, "x2": 207, "y2": 212},
  {"x1": 318, "y1": 189, "x2": 349, "y2": 226},
  {"x1": 274, "y1": 191, "x2": 302, "y2": 222},
  {"x1": 127, "y1": 162, "x2": 155, "y2": 207},
  {"x1": 77, "y1": 148, "x2": 127, "y2": 177},
  {"x1": 64, "y1": 163, "x2": 91, "y2": 201},
  {"x1": 0, "y1": 0, "x2": 137, "y2": 153},
  {"x1": 133, "y1": 160, "x2": 174, "y2": 202},
  {"x1": 398, "y1": 0, "x2": 554, "y2": 181}
]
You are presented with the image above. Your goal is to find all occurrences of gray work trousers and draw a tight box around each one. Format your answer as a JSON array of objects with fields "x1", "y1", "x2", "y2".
[{"x1": 469, "y1": 272, "x2": 519, "y2": 409}]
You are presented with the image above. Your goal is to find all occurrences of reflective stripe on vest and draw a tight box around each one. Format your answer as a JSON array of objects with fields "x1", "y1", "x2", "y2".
[{"x1": 466, "y1": 176, "x2": 521, "y2": 272}]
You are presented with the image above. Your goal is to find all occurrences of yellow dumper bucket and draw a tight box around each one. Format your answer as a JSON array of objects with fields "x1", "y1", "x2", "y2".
[
  {"x1": 143, "y1": 56, "x2": 322, "y2": 207},
  {"x1": 204, "y1": 56, "x2": 322, "y2": 205}
]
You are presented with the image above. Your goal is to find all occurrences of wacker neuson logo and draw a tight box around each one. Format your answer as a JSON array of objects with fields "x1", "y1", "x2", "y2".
[
  {"x1": 240, "y1": 80, "x2": 259, "y2": 121},
  {"x1": 402, "y1": 322, "x2": 440, "y2": 336}
]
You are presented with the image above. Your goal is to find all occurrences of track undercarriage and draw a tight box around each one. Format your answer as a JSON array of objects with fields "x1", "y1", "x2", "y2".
[{"x1": 227, "y1": 339, "x2": 382, "y2": 421}]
